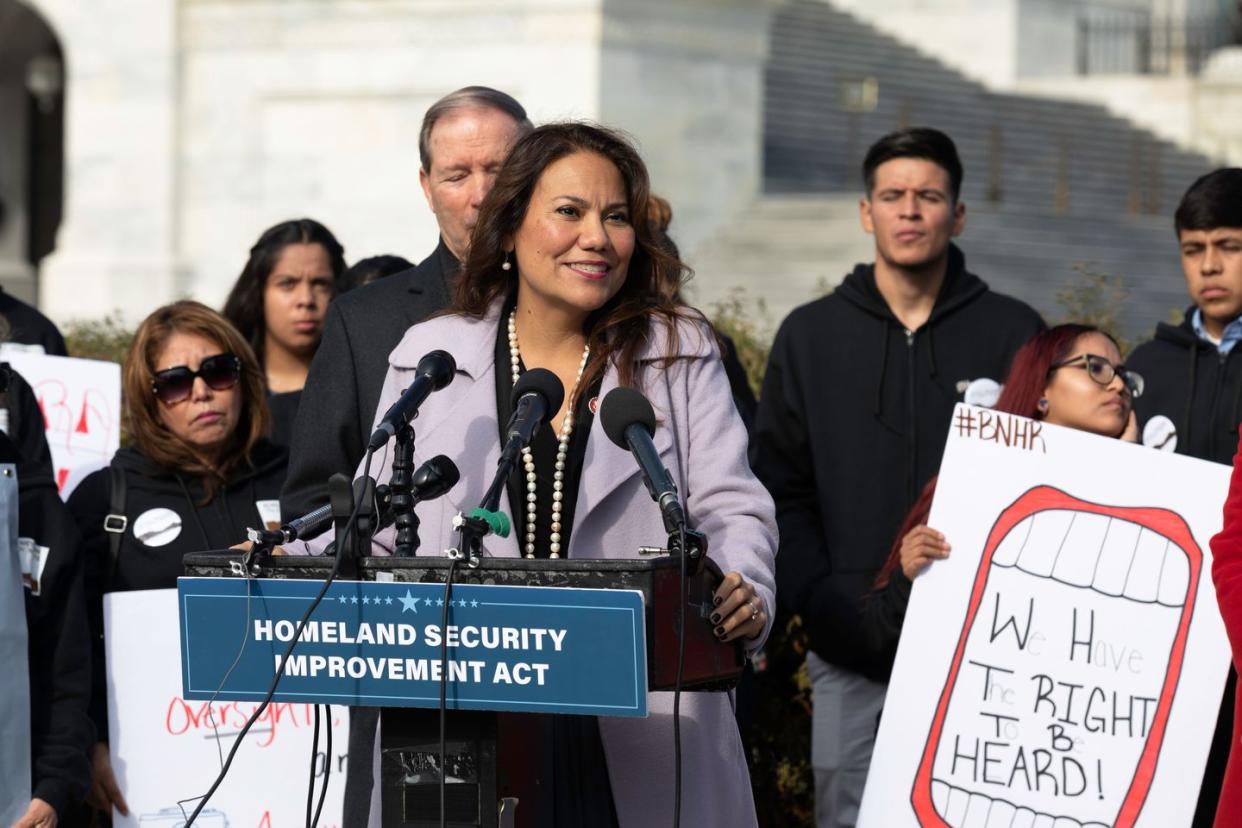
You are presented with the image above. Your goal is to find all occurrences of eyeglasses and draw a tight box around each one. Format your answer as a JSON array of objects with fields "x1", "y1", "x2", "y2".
[
  {"x1": 1049, "y1": 353, "x2": 1145, "y2": 399},
  {"x1": 152, "y1": 353, "x2": 242, "y2": 404}
]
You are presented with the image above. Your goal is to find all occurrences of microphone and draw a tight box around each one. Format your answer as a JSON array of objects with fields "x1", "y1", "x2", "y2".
[
  {"x1": 498, "y1": 369, "x2": 565, "y2": 467},
  {"x1": 367, "y1": 350, "x2": 457, "y2": 451},
  {"x1": 408, "y1": 455, "x2": 461, "y2": 502},
  {"x1": 600, "y1": 387, "x2": 686, "y2": 532},
  {"x1": 263, "y1": 456, "x2": 461, "y2": 544}
]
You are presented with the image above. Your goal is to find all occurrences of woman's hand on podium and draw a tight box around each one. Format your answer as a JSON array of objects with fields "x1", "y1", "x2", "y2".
[
  {"x1": 710, "y1": 571, "x2": 766, "y2": 642},
  {"x1": 86, "y1": 741, "x2": 129, "y2": 817}
]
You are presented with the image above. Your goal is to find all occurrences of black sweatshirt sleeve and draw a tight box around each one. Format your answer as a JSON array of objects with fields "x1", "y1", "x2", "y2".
[
  {"x1": 26, "y1": 504, "x2": 94, "y2": 814},
  {"x1": 750, "y1": 321, "x2": 840, "y2": 638},
  {"x1": 1, "y1": 418, "x2": 94, "y2": 816},
  {"x1": 67, "y1": 468, "x2": 112, "y2": 740},
  {"x1": 858, "y1": 572, "x2": 913, "y2": 683}
]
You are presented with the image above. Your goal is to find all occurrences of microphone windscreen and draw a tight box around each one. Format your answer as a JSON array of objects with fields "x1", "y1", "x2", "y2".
[
  {"x1": 511, "y1": 367, "x2": 565, "y2": 414},
  {"x1": 416, "y1": 350, "x2": 458, "y2": 390},
  {"x1": 600, "y1": 386, "x2": 656, "y2": 448},
  {"x1": 427, "y1": 455, "x2": 461, "y2": 491},
  {"x1": 412, "y1": 454, "x2": 461, "y2": 499}
]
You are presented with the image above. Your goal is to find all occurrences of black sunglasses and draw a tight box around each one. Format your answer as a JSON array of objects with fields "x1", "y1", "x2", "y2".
[
  {"x1": 152, "y1": 353, "x2": 242, "y2": 404},
  {"x1": 1049, "y1": 353, "x2": 1145, "y2": 399}
]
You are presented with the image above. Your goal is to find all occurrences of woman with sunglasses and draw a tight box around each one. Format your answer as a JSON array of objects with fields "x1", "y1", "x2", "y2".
[
  {"x1": 860, "y1": 324, "x2": 1143, "y2": 681},
  {"x1": 67, "y1": 300, "x2": 287, "y2": 817},
  {"x1": 223, "y1": 218, "x2": 346, "y2": 449}
]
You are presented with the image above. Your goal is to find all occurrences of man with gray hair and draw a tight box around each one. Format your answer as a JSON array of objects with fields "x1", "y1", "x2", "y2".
[
  {"x1": 278, "y1": 86, "x2": 529, "y2": 828},
  {"x1": 280, "y1": 86, "x2": 531, "y2": 519}
]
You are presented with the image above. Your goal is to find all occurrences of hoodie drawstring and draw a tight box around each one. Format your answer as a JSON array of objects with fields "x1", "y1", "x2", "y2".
[
  {"x1": 1182, "y1": 344, "x2": 1198, "y2": 450},
  {"x1": 175, "y1": 474, "x2": 212, "y2": 550},
  {"x1": 873, "y1": 319, "x2": 890, "y2": 418}
]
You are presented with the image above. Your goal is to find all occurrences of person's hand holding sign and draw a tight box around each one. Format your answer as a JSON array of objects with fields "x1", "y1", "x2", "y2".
[
  {"x1": 900, "y1": 525, "x2": 951, "y2": 580},
  {"x1": 10, "y1": 798, "x2": 57, "y2": 828},
  {"x1": 711, "y1": 571, "x2": 766, "y2": 642}
]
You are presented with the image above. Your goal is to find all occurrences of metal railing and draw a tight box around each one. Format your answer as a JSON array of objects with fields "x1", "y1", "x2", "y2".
[{"x1": 1076, "y1": 13, "x2": 1236, "y2": 76}]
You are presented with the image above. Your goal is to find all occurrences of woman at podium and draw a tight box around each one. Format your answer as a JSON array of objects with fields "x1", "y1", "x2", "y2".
[
  {"x1": 305, "y1": 122, "x2": 777, "y2": 826},
  {"x1": 68, "y1": 300, "x2": 288, "y2": 817}
]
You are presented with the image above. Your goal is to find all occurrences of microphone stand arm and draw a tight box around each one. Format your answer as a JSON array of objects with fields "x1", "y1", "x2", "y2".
[
  {"x1": 447, "y1": 435, "x2": 523, "y2": 568},
  {"x1": 387, "y1": 423, "x2": 421, "y2": 557}
]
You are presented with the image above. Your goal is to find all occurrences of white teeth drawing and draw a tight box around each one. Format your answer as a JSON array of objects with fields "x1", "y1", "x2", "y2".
[
  {"x1": 912, "y1": 489, "x2": 1200, "y2": 828},
  {"x1": 992, "y1": 510, "x2": 1188, "y2": 608}
]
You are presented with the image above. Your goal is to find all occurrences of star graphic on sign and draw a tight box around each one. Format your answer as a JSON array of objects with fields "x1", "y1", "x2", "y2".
[
  {"x1": 350, "y1": 595, "x2": 359, "y2": 604},
  {"x1": 362, "y1": 596, "x2": 371, "y2": 605},
  {"x1": 436, "y1": 598, "x2": 444, "y2": 607},
  {"x1": 424, "y1": 598, "x2": 433, "y2": 607},
  {"x1": 385, "y1": 596, "x2": 393, "y2": 605},
  {"x1": 399, "y1": 590, "x2": 420, "y2": 614},
  {"x1": 470, "y1": 599, "x2": 479, "y2": 608}
]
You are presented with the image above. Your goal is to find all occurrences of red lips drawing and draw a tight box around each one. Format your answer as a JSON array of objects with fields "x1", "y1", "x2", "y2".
[{"x1": 911, "y1": 486, "x2": 1201, "y2": 828}]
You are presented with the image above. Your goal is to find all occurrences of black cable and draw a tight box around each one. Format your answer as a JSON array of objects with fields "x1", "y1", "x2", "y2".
[
  {"x1": 184, "y1": 450, "x2": 375, "y2": 825},
  {"x1": 177, "y1": 564, "x2": 257, "y2": 821},
  {"x1": 311, "y1": 704, "x2": 332, "y2": 827},
  {"x1": 672, "y1": 523, "x2": 687, "y2": 828},
  {"x1": 306, "y1": 704, "x2": 321, "y2": 828},
  {"x1": 438, "y1": 556, "x2": 460, "y2": 828}
]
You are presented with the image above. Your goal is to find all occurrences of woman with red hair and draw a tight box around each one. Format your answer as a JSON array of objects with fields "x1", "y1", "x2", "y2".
[{"x1": 862, "y1": 323, "x2": 1141, "y2": 675}]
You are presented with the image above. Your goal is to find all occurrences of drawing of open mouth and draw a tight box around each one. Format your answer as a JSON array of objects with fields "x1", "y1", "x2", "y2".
[{"x1": 911, "y1": 486, "x2": 1202, "y2": 828}]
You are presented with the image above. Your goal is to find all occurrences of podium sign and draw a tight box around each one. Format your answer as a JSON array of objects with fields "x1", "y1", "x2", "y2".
[{"x1": 178, "y1": 577, "x2": 648, "y2": 717}]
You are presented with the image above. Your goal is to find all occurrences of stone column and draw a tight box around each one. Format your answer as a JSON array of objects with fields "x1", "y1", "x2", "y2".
[
  {"x1": 598, "y1": 0, "x2": 774, "y2": 254},
  {"x1": 32, "y1": 0, "x2": 183, "y2": 324}
]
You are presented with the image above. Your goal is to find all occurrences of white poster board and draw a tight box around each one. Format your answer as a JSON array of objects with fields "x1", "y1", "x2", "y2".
[
  {"x1": 859, "y1": 404, "x2": 1232, "y2": 828},
  {"x1": 105, "y1": 589, "x2": 349, "y2": 827},
  {"x1": 0, "y1": 348, "x2": 120, "y2": 496}
]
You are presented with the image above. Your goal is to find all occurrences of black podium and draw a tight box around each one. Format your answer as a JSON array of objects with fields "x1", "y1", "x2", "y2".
[{"x1": 183, "y1": 551, "x2": 744, "y2": 826}]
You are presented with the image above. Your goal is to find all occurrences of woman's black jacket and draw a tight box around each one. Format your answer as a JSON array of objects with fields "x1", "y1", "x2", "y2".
[{"x1": 67, "y1": 440, "x2": 288, "y2": 737}]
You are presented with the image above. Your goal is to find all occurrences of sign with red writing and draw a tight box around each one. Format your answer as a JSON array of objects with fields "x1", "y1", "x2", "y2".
[
  {"x1": 0, "y1": 349, "x2": 120, "y2": 496},
  {"x1": 105, "y1": 589, "x2": 348, "y2": 827}
]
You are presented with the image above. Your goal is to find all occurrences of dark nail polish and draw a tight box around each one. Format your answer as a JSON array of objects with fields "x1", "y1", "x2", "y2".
[
  {"x1": 710, "y1": 612, "x2": 721, "y2": 625},
  {"x1": 713, "y1": 595, "x2": 723, "y2": 606},
  {"x1": 714, "y1": 625, "x2": 725, "y2": 637}
]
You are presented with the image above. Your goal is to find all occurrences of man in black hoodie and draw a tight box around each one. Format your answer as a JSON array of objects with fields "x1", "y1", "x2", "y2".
[
  {"x1": 1126, "y1": 167, "x2": 1242, "y2": 827},
  {"x1": 751, "y1": 128, "x2": 1043, "y2": 828}
]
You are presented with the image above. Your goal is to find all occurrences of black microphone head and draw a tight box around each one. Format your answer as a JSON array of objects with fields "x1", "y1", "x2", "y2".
[
  {"x1": 411, "y1": 455, "x2": 461, "y2": 501},
  {"x1": 511, "y1": 367, "x2": 565, "y2": 414},
  {"x1": 600, "y1": 386, "x2": 656, "y2": 449},
  {"x1": 416, "y1": 350, "x2": 457, "y2": 390}
]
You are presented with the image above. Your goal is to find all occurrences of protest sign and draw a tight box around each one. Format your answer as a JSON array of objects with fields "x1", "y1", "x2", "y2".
[
  {"x1": 105, "y1": 589, "x2": 348, "y2": 827},
  {"x1": 0, "y1": 348, "x2": 120, "y2": 496},
  {"x1": 859, "y1": 404, "x2": 1232, "y2": 828}
]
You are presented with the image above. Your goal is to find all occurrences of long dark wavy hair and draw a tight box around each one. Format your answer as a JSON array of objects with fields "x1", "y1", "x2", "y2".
[
  {"x1": 222, "y1": 218, "x2": 346, "y2": 368},
  {"x1": 455, "y1": 122, "x2": 699, "y2": 391},
  {"x1": 124, "y1": 301, "x2": 270, "y2": 501}
]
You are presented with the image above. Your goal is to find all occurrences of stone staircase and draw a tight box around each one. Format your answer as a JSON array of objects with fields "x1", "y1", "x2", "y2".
[{"x1": 686, "y1": 0, "x2": 1217, "y2": 340}]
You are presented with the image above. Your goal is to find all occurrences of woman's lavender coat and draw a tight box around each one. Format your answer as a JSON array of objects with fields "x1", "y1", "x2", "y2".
[{"x1": 319, "y1": 303, "x2": 777, "y2": 826}]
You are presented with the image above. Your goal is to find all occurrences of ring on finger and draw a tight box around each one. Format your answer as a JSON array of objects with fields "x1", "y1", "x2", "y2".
[{"x1": 749, "y1": 599, "x2": 759, "y2": 621}]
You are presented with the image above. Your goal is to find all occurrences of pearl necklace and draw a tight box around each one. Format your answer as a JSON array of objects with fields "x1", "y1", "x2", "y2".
[{"x1": 508, "y1": 311, "x2": 590, "y2": 559}]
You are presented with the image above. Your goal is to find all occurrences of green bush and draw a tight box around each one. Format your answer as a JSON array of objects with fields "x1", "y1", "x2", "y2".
[
  {"x1": 1054, "y1": 265, "x2": 1132, "y2": 354},
  {"x1": 709, "y1": 288, "x2": 775, "y2": 398},
  {"x1": 63, "y1": 314, "x2": 133, "y2": 364}
]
